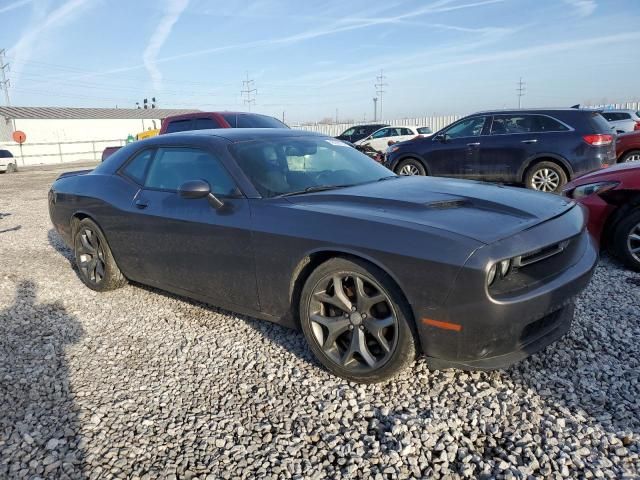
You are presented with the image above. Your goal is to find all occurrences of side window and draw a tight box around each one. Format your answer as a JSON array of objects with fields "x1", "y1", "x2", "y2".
[
  {"x1": 341, "y1": 128, "x2": 355, "y2": 137},
  {"x1": 372, "y1": 128, "x2": 390, "y2": 139},
  {"x1": 417, "y1": 127, "x2": 432, "y2": 135},
  {"x1": 601, "y1": 112, "x2": 617, "y2": 121},
  {"x1": 400, "y1": 128, "x2": 414, "y2": 136},
  {"x1": 165, "y1": 119, "x2": 193, "y2": 133},
  {"x1": 490, "y1": 115, "x2": 532, "y2": 135},
  {"x1": 222, "y1": 114, "x2": 238, "y2": 127},
  {"x1": 144, "y1": 148, "x2": 237, "y2": 196},
  {"x1": 444, "y1": 117, "x2": 486, "y2": 139},
  {"x1": 619, "y1": 113, "x2": 631, "y2": 120},
  {"x1": 122, "y1": 149, "x2": 154, "y2": 185},
  {"x1": 532, "y1": 115, "x2": 569, "y2": 132},
  {"x1": 194, "y1": 118, "x2": 220, "y2": 130}
]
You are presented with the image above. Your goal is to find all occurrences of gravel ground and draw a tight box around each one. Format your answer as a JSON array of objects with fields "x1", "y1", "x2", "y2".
[{"x1": 0, "y1": 164, "x2": 639, "y2": 479}]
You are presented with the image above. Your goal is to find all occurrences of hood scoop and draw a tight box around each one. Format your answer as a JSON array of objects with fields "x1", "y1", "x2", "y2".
[{"x1": 424, "y1": 199, "x2": 468, "y2": 210}]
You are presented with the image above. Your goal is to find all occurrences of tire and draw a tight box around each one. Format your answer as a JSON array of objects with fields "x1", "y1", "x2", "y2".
[
  {"x1": 395, "y1": 158, "x2": 426, "y2": 176},
  {"x1": 299, "y1": 257, "x2": 417, "y2": 383},
  {"x1": 620, "y1": 150, "x2": 640, "y2": 163},
  {"x1": 612, "y1": 209, "x2": 640, "y2": 271},
  {"x1": 6, "y1": 163, "x2": 16, "y2": 173},
  {"x1": 525, "y1": 161, "x2": 568, "y2": 193},
  {"x1": 73, "y1": 218, "x2": 127, "y2": 291}
]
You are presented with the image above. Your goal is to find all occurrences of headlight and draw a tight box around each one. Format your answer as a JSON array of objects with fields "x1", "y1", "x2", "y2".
[
  {"x1": 570, "y1": 181, "x2": 619, "y2": 199},
  {"x1": 487, "y1": 259, "x2": 512, "y2": 287}
]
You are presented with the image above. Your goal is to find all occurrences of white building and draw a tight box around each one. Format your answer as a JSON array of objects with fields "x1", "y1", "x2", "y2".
[{"x1": 0, "y1": 106, "x2": 198, "y2": 165}]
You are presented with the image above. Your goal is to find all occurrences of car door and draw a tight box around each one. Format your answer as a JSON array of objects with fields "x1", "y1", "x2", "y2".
[
  {"x1": 366, "y1": 127, "x2": 394, "y2": 152},
  {"x1": 426, "y1": 116, "x2": 488, "y2": 178},
  {"x1": 124, "y1": 145, "x2": 259, "y2": 310}
]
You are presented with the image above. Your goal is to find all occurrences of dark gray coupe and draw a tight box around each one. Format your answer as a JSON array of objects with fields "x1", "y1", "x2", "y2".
[{"x1": 49, "y1": 129, "x2": 597, "y2": 383}]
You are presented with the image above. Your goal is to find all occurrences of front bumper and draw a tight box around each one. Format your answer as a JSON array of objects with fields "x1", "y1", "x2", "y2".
[{"x1": 415, "y1": 205, "x2": 598, "y2": 370}]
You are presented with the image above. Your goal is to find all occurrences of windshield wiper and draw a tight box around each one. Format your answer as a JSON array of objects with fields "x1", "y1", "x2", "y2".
[{"x1": 277, "y1": 184, "x2": 355, "y2": 197}]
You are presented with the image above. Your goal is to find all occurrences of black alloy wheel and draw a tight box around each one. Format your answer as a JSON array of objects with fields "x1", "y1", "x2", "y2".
[{"x1": 300, "y1": 258, "x2": 416, "y2": 383}]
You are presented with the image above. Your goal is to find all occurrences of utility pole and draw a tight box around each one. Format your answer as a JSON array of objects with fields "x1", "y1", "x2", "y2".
[
  {"x1": 375, "y1": 69, "x2": 388, "y2": 120},
  {"x1": 335, "y1": 108, "x2": 338, "y2": 124},
  {"x1": 517, "y1": 77, "x2": 526, "y2": 109},
  {"x1": 0, "y1": 49, "x2": 11, "y2": 107},
  {"x1": 241, "y1": 72, "x2": 257, "y2": 111},
  {"x1": 373, "y1": 97, "x2": 378, "y2": 122}
]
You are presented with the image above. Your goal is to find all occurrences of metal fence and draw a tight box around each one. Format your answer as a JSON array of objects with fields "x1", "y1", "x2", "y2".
[
  {"x1": 0, "y1": 138, "x2": 125, "y2": 166},
  {"x1": 290, "y1": 115, "x2": 461, "y2": 136}
]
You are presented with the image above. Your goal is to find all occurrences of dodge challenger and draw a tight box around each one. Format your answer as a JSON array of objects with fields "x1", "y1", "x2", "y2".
[{"x1": 49, "y1": 129, "x2": 597, "y2": 383}]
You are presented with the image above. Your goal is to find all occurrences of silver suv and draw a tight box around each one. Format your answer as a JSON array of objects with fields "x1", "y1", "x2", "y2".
[
  {"x1": 0, "y1": 149, "x2": 17, "y2": 173},
  {"x1": 601, "y1": 109, "x2": 640, "y2": 133}
]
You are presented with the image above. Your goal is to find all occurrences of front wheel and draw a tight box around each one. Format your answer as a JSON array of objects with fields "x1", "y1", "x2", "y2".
[
  {"x1": 395, "y1": 158, "x2": 426, "y2": 176},
  {"x1": 525, "y1": 161, "x2": 567, "y2": 193},
  {"x1": 612, "y1": 209, "x2": 640, "y2": 271},
  {"x1": 299, "y1": 258, "x2": 417, "y2": 383},
  {"x1": 620, "y1": 150, "x2": 640, "y2": 163}
]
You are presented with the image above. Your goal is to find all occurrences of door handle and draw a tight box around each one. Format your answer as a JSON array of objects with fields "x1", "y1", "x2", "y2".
[
  {"x1": 521, "y1": 139, "x2": 538, "y2": 144},
  {"x1": 135, "y1": 199, "x2": 148, "y2": 209},
  {"x1": 467, "y1": 142, "x2": 480, "y2": 147}
]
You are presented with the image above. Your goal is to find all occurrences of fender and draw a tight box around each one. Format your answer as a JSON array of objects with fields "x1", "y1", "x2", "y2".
[{"x1": 518, "y1": 153, "x2": 574, "y2": 181}]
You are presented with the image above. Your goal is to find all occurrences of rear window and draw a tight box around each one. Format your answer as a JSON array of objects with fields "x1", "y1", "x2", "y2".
[
  {"x1": 222, "y1": 113, "x2": 288, "y2": 129},
  {"x1": 417, "y1": 127, "x2": 432, "y2": 134},
  {"x1": 194, "y1": 118, "x2": 220, "y2": 130},
  {"x1": 602, "y1": 112, "x2": 631, "y2": 121},
  {"x1": 590, "y1": 113, "x2": 615, "y2": 133},
  {"x1": 0, "y1": 150, "x2": 13, "y2": 158},
  {"x1": 165, "y1": 119, "x2": 193, "y2": 133}
]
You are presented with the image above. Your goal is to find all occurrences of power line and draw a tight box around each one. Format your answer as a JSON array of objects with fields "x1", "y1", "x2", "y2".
[
  {"x1": 517, "y1": 77, "x2": 526, "y2": 109},
  {"x1": 241, "y1": 72, "x2": 257, "y2": 111},
  {"x1": 0, "y1": 49, "x2": 11, "y2": 106},
  {"x1": 375, "y1": 69, "x2": 388, "y2": 120}
]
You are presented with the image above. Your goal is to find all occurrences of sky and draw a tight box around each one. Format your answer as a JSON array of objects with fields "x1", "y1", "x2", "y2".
[{"x1": 0, "y1": 0, "x2": 639, "y2": 123}]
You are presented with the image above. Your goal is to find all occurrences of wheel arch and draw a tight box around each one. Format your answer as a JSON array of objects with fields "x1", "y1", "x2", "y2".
[
  {"x1": 618, "y1": 148, "x2": 640, "y2": 163},
  {"x1": 288, "y1": 248, "x2": 416, "y2": 335},
  {"x1": 519, "y1": 154, "x2": 573, "y2": 183},
  {"x1": 601, "y1": 191, "x2": 640, "y2": 248}
]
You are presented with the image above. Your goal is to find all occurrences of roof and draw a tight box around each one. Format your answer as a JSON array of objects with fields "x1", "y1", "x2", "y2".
[
  {"x1": 472, "y1": 108, "x2": 600, "y2": 115},
  {"x1": 165, "y1": 128, "x2": 324, "y2": 142},
  {"x1": 0, "y1": 106, "x2": 200, "y2": 120}
]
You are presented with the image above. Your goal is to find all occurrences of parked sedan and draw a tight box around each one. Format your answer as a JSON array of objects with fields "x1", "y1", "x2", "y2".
[
  {"x1": 601, "y1": 109, "x2": 640, "y2": 134},
  {"x1": 336, "y1": 124, "x2": 388, "y2": 143},
  {"x1": 0, "y1": 149, "x2": 17, "y2": 173},
  {"x1": 563, "y1": 162, "x2": 640, "y2": 270},
  {"x1": 49, "y1": 129, "x2": 597, "y2": 383},
  {"x1": 355, "y1": 126, "x2": 432, "y2": 153},
  {"x1": 616, "y1": 130, "x2": 640, "y2": 163},
  {"x1": 384, "y1": 109, "x2": 615, "y2": 192}
]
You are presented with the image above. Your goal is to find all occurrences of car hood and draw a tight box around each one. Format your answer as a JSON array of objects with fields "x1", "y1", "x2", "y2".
[
  {"x1": 284, "y1": 176, "x2": 575, "y2": 244},
  {"x1": 565, "y1": 161, "x2": 640, "y2": 189}
]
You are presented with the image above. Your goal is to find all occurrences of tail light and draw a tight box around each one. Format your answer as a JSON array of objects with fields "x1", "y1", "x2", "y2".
[
  {"x1": 634, "y1": 121, "x2": 640, "y2": 131},
  {"x1": 583, "y1": 134, "x2": 613, "y2": 146}
]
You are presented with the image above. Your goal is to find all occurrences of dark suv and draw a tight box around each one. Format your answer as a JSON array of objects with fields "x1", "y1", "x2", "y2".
[{"x1": 384, "y1": 109, "x2": 616, "y2": 192}]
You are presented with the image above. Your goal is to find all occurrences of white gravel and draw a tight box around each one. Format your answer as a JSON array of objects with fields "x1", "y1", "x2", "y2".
[{"x1": 1, "y1": 164, "x2": 639, "y2": 479}]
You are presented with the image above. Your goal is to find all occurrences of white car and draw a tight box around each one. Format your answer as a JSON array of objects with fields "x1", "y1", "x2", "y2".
[
  {"x1": 0, "y1": 149, "x2": 17, "y2": 173},
  {"x1": 354, "y1": 126, "x2": 432, "y2": 152},
  {"x1": 601, "y1": 110, "x2": 640, "y2": 134}
]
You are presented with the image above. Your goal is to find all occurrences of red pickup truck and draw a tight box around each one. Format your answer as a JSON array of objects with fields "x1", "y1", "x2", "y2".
[{"x1": 101, "y1": 111, "x2": 288, "y2": 161}]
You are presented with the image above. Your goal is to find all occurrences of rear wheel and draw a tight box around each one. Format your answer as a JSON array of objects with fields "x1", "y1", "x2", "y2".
[
  {"x1": 525, "y1": 161, "x2": 567, "y2": 193},
  {"x1": 73, "y1": 218, "x2": 127, "y2": 291},
  {"x1": 299, "y1": 257, "x2": 417, "y2": 383},
  {"x1": 6, "y1": 163, "x2": 16, "y2": 173},
  {"x1": 395, "y1": 158, "x2": 426, "y2": 176},
  {"x1": 620, "y1": 150, "x2": 640, "y2": 163},
  {"x1": 612, "y1": 209, "x2": 640, "y2": 271}
]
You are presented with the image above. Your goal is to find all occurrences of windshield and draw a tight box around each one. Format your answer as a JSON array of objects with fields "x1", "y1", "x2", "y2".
[
  {"x1": 222, "y1": 113, "x2": 289, "y2": 128},
  {"x1": 229, "y1": 136, "x2": 395, "y2": 197}
]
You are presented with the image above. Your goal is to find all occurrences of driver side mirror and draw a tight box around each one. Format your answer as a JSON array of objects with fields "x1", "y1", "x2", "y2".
[
  {"x1": 434, "y1": 134, "x2": 448, "y2": 143},
  {"x1": 178, "y1": 179, "x2": 224, "y2": 209}
]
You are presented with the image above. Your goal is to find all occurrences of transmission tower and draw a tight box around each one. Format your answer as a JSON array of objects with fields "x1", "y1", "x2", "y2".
[
  {"x1": 0, "y1": 49, "x2": 11, "y2": 106},
  {"x1": 241, "y1": 72, "x2": 257, "y2": 111},
  {"x1": 517, "y1": 77, "x2": 526, "y2": 109},
  {"x1": 375, "y1": 70, "x2": 388, "y2": 120}
]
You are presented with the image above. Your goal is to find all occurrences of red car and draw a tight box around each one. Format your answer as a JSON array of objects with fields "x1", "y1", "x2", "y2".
[
  {"x1": 616, "y1": 130, "x2": 640, "y2": 163},
  {"x1": 563, "y1": 162, "x2": 640, "y2": 270}
]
